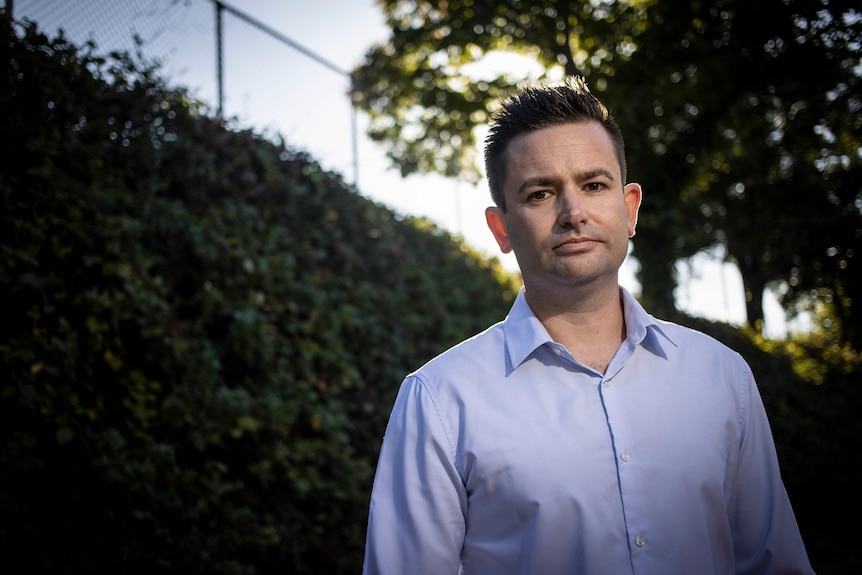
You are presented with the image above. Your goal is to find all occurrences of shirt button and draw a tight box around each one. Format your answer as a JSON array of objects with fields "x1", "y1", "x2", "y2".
[
  {"x1": 620, "y1": 451, "x2": 630, "y2": 462},
  {"x1": 603, "y1": 381, "x2": 610, "y2": 388},
  {"x1": 635, "y1": 535, "x2": 645, "y2": 547}
]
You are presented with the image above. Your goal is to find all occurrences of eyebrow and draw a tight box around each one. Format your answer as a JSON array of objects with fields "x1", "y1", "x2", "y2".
[
  {"x1": 579, "y1": 167, "x2": 616, "y2": 182},
  {"x1": 516, "y1": 168, "x2": 617, "y2": 196},
  {"x1": 516, "y1": 176, "x2": 559, "y2": 197}
]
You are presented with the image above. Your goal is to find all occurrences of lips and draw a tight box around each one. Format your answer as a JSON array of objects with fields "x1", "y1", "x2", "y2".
[{"x1": 554, "y1": 237, "x2": 596, "y2": 252}]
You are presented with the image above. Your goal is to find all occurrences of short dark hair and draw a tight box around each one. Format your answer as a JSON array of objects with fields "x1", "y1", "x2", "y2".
[{"x1": 483, "y1": 76, "x2": 627, "y2": 211}]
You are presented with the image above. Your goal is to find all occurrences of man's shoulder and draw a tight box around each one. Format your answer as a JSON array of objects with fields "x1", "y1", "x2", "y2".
[
  {"x1": 651, "y1": 316, "x2": 748, "y2": 365},
  {"x1": 412, "y1": 320, "x2": 507, "y2": 381}
]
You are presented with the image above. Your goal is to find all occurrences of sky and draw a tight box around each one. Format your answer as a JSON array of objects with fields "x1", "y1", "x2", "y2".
[{"x1": 14, "y1": 0, "x2": 805, "y2": 337}]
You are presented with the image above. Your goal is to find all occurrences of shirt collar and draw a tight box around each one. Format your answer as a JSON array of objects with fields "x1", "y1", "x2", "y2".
[{"x1": 502, "y1": 285, "x2": 677, "y2": 370}]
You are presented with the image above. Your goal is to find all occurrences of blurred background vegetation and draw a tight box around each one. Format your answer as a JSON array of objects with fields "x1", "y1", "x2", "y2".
[{"x1": 1, "y1": 1, "x2": 861, "y2": 573}]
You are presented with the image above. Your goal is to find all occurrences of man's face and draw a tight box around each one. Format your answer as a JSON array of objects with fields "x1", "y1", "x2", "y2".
[{"x1": 485, "y1": 121, "x2": 641, "y2": 291}]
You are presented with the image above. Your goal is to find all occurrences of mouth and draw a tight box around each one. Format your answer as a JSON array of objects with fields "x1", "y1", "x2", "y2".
[{"x1": 553, "y1": 237, "x2": 597, "y2": 253}]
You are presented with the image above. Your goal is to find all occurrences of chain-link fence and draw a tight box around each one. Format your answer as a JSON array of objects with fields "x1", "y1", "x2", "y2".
[{"x1": 12, "y1": 0, "x2": 359, "y2": 184}]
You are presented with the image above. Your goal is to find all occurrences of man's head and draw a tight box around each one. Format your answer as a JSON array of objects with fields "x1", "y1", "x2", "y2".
[
  {"x1": 484, "y1": 76, "x2": 627, "y2": 211},
  {"x1": 482, "y1": 77, "x2": 641, "y2": 297}
]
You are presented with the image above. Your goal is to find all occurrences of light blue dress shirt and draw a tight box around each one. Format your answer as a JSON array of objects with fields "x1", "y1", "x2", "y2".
[{"x1": 363, "y1": 287, "x2": 814, "y2": 575}]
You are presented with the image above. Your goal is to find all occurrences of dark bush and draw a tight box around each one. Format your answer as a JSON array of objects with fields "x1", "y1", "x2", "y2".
[{"x1": 0, "y1": 20, "x2": 517, "y2": 573}]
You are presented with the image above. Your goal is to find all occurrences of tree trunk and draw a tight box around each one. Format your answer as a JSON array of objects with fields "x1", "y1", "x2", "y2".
[
  {"x1": 737, "y1": 254, "x2": 766, "y2": 333},
  {"x1": 631, "y1": 230, "x2": 679, "y2": 321}
]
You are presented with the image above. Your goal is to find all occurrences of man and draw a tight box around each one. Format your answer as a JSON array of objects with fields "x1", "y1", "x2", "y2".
[{"x1": 363, "y1": 76, "x2": 813, "y2": 574}]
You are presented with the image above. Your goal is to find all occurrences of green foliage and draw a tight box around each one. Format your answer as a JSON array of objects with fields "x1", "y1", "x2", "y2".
[{"x1": 0, "y1": 20, "x2": 517, "y2": 573}]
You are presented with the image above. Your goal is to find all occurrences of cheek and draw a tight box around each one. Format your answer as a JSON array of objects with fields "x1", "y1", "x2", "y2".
[{"x1": 507, "y1": 218, "x2": 541, "y2": 247}]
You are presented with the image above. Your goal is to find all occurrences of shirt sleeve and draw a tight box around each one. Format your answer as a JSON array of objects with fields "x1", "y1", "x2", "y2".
[
  {"x1": 730, "y1": 358, "x2": 815, "y2": 575},
  {"x1": 363, "y1": 374, "x2": 467, "y2": 575}
]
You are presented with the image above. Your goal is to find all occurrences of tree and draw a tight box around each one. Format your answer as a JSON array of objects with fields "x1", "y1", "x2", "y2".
[
  {"x1": 605, "y1": 0, "x2": 862, "y2": 340},
  {"x1": 352, "y1": 0, "x2": 862, "y2": 338}
]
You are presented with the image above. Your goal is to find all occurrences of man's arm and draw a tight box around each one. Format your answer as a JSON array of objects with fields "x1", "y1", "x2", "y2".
[
  {"x1": 730, "y1": 362, "x2": 815, "y2": 574},
  {"x1": 363, "y1": 374, "x2": 467, "y2": 574}
]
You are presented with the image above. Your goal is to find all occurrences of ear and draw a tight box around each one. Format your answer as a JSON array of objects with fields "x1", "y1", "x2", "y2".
[
  {"x1": 623, "y1": 183, "x2": 642, "y2": 238},
  {"x1": 485, "y1": 206, "x2": 513, "y2": 254}
]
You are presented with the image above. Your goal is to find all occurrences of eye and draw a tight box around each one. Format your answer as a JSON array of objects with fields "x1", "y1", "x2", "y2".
[
  {"x1": 528, "y1": 190, "x2": 551, "y2": 201},
  {"x1": 585, "y1": 182, "x2": 605, "y2": 192}
]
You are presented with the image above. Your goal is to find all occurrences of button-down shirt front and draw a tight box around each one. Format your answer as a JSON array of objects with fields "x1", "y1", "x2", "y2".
[{"x1": 363, "y1": 287, "x2": 813, "y2": 575}]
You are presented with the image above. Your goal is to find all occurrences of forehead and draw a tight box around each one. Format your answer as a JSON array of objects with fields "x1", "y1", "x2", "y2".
[
  {"x1": 502, "y1": 121, "x2": 620, "y2": 189},
  {"x1": 508, "y1": 121, "x2": 616, "y2": 164}
]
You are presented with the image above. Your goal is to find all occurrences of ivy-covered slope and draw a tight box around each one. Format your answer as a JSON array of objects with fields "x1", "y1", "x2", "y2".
[{"x1": 0, "y1": 21, "x2": 517, "y2": 573}]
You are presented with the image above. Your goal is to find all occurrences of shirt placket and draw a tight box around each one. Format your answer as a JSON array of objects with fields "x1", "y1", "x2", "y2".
[{"x1": 598, "y1": 341, "x2": 647, "y2": 573}]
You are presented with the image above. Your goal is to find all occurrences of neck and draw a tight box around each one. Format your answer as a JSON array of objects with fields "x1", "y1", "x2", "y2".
[{"x1": 525, "y1": 282, "x2": 626, "y2": 374}]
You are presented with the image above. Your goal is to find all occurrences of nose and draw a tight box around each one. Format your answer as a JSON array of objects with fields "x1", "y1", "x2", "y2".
[{"x1": 557, "y1": 189, "x2": 587, "y2": 229}]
